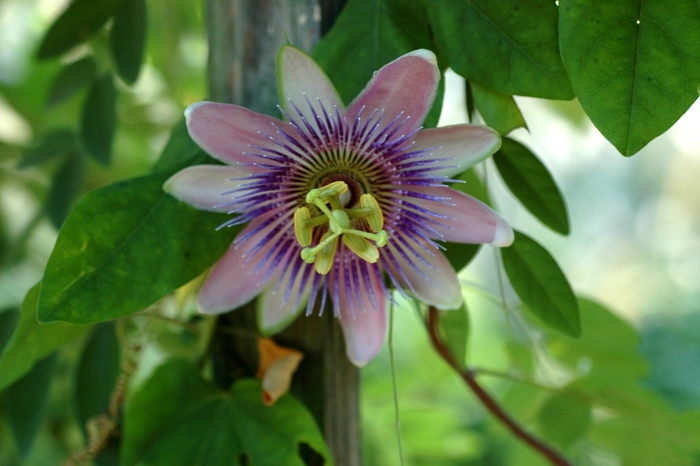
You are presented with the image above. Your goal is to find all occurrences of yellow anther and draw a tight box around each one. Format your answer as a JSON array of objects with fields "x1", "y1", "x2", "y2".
[
  {"x1": 306, "y1": 181, "x2": 348, "y2": 204},
  {"x1": 294, "y1": 207, "x2": 313, "y2": 247},
  {"x1": 315, "y1": 232, "x2": 339, "y2": 274},
  {"x1": 330, "y1": 209, "x2": 350, "y2": 232},
  {"x1": 342, "y1": 234, "x2": 379, "y2": 263},
  {"x1": 360, "y1": 193, "x2": 384, "y2": 232}
]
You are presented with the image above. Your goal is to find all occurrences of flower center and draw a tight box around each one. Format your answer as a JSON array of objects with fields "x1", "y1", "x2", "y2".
[{"x1": 293, "y1": 181, "x2": 388, "y2": 275}]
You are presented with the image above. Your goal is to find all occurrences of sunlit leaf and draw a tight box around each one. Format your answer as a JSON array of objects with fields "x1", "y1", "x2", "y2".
[
  {"x1": 559, "y1": 0, "x2": 700, "y2": 156},
  {"x1": 81, "y1": 75, "x2": 117, "y2": 165},
  {"x1": 313, "y1": 0, "x2": 444, "y2": 127},
  {"x1": 5, "y1": 353, "x2": 57, "y2": 458},
  {"x1": 19, "y1": 129, "x2": 77, "y2": 168},
  {"x1": 120, "y1": 359, "x2": 331, "y2": 466},
  {"x1": 46, "y1": 57, "x2": 97, "y2": 107},
  {"x1": 0, "y1": 284, "x2": 89, "y2": 391},
  {"x1": 493, "y1": 138, "x2": 569, "y2": 235},
  {"x1": 470, "y1": 82, "x2": 527, "y2": 135},
  {"x1": 46, "y1": 151, "x2": 86, "y2": 229},
  {"x1": 37, "y1": 157, "x2": 238, "y2": 324},
  {"x1": 547, "y1": 298, "x2": 648, "y2": 388},
  {"x1": 440, "y1": 301, "x2": 470, "y2": 368},
  {"x1": 427, "y1": 0, "x2": 574, "y2": 99},
  {"x1": 537, "y1": 389, "x2": 591, "y2": 448},
  {"x1": 37, "y1": 0, "x2": 128, "y2": 59},
  {"x1": 110, "y1": 0, "x2": 147, "y2": 84},
  {"x1": 501, "y1": 231, "x2": 580, "y2": 337},
  {"x1": 74, "y1": 323, "x2": 121, "y2": 430}
]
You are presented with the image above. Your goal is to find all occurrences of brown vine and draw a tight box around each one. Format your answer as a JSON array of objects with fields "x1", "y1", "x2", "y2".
[{"x1": 427, "y1": 307, "x2": 573, "y2": 466}]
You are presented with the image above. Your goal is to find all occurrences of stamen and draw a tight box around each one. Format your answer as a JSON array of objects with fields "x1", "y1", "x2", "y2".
[{"x1": 295, "y1": 181, "x2": 389, "y2": 274}]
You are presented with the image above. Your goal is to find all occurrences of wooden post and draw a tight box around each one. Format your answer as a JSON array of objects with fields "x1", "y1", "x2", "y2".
[{"x1": 205, "y1": 1, "x2": 360, "y2": 464}]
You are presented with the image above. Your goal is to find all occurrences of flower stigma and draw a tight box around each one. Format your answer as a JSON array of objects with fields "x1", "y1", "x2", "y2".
[{"x1": 294, "y1": 181, "x2": 388, "y2": 274}]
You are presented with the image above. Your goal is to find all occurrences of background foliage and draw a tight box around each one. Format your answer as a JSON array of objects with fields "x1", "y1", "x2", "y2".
[{"x1": 1, "y1": 0, "x2": 700, "y2": 464}]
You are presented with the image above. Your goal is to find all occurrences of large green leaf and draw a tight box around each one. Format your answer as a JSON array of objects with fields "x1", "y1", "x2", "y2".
[
  {"x1": 37, "y1": 159, "x2": 238, "y2": 324},
  {"x1": 46, "y1": 57, "x2": 97, "y2": 107},
  {"x1": 313, "y1": 0, "x2": 444, "y2": 127},
  {"x1": 110, "y1": 0, "x2": 147, "y2": 84},
  {"x1": 81, "y1": 75, "x2": 117, "y2": 166},
  {"x1": 120, "y1": 359, "x2": 331, "y2": 466},
  {"x1": 501, "y1": 230, "x2": 580, "y2": 337},
  {"x1": 559, "y1": 0, "x2": 700, "y2": 156},
  {"x1": 0, "y1": 309, "x2": 20, "y2": 354},
  {"x1": 470, "y1": 82, "x2": 527, "y2": 135},
  {"x1": 0, "y1": 284, "x2": 89, "y2": 391},
  {"x1": 493, "y1": 137, "x2": 569, "y2": 235},
  {"x1": 151, "y1": 118, "x2": 204, "y2": 173},
  {"x1": 74, "y1": 323, "x2": 121, "y2": 430},
  {"x1": 5, "y1": 353, "x2": 57, "y2": 458},
  {"x1": 37, "y1": 0, "x2": 128, "y2": 59},
  {"x1": 427, "y1": 0, "x2": 574, "y2": 99}
]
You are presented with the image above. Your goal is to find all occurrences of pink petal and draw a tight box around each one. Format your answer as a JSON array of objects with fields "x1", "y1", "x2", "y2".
[
  {"x1": 257, "y1": 260, "x2": 313, "y2": 335},
  {"x1": 163, "y1": 165, "x2": 251, "y2": 212},
  {"x1": 276, "y1": 45, "x2": 344, "y2": 126},
  {"x1": 412, "y1": 125, "x2": 501, "y2": 177},
  {"x1": 335, "y1": 264, "x2": 388, "y2": 367},
  {"x1": 197, "y1": 215, "x2": 283, "y2": 314},
  {"x1": 409, "y1": 186, "x2": 514, "y2": 246},
  {"x1": 185, "y1": 101, "x2": 285, "y2": 171},
  {"x1": 346, "y1": 50, "x2": 439, "y2": 131},
  {"x1": 385, "y1": 236, "x2": 462, "y2": 311}
]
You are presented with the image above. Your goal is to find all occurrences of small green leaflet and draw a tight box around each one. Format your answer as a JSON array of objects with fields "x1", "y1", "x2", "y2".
[
  {"x1": 493, "y1": 137, "x2": 569, "y2": 235},
  {"x1": 0, "y1": 284, "x2": 90, "y2": 391},
  {"x1": 6, "y1": 353, "x2": 57, "y2": 458},
  {"x1": 46, "y1": 57, "x2": 97, "y2": 107},
  {"x1": 37, "y1": 0, "x2": 128, "y2": 59},
  {"x1": 427, "y1": 0, "x2": 573, "y2": 99},
  {"x1": 501, "y1": 231, "x2": 580, "y2": 337},
  {"x1": 559, "y1": 0, "x2": 700, "y2": 156},
  {"x1": 81, "y1": 75, "x2": 117, "y2": 166},
  {"x1": 110, "y1": 0, "x2": 148, "y2": 84},
  {"x1": 537, "y1": 389, "x2": 591, "y2": 449},
  {"x1": 19, "y1": 129, "x2": 77, "y2": 168},
  {"x1": 120, "y1": 359, "x2": 332, "y2": 466},
  {"x1": 37, "y1": 159, "x2": 238, "y2": 324},
  {"x1": 46, "y1": 151, "x2": 86, "y2": 229},
  {"x1": 439, "y1": 301, "x2": 470, "y2": 368},
  {"x1": 470, "y1": 82, "x2": 527, "y2": 135}
]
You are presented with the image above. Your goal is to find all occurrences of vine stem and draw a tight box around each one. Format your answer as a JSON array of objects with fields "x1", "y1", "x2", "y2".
[{"x1": 427, "y1": 307, "x2": 573, "y2": 466}]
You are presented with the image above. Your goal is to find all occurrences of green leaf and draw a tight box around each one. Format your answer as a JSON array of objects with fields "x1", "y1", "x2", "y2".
[
  {"x1": 548, "y1": 298, "x2": 648, "y2": 388},
  {"x1": 19, "y1": 129, "x2": 77, "y2": 168},
  {"x1": 5, "y1": 353, "x2": 57, "y2": 457},
  {"x1": 36, "y1": 0, "x2": 128, "y2": 59},
  {"x1": 537, "y1": 389, "x2": 591, "y2": 448},
  {"x1": 46, "y1": 57, "x2": 97, "y2": 107},
  {"x1": 81, "y1": 75, "x2": 117, "y2": 166},
  {"x1": 46, "y1": 151, "x2": 86, "y2": 229},
  {"x1": 313, "y1": 0, "x2": 443, "y2": 127},
  {"x1": 427, "y1": 0, "x2": 573, "y2": 99},
  {"x1": 74, "y1": 322, "x2": 121, "y2": 430},
  {"x1": 501, "y1": 230, "x2": 580, "y2": 337},
  {"x1": 440, "y1": 301, "x2": 470, "y2": 368},
  {"x1": 0, "y1": 284, "x2": 89, "y2": 391},
  {"x1": 470, "y1": 82, "x2": 527, "y2": 135},
  {"x1": 559, "y1": 0, "x2": 700, "y2": 156},
  {"x1": 110, "y1": 0, "x2": 147, "y2": 84},
  {"x1": 120, "y1": 359, "x2": 331, "y2": 466},
  {"x1": 152, "y1": 118, "x2": 205, "y2": 173},
  {"x1": 37, "y1": 158, "x2": 238, "y2": 324},
  {"x1": 493, "y1": 138, "x2": 569, "y2": 235}
]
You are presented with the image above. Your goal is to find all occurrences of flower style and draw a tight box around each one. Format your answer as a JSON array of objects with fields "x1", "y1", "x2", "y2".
[{"x1": 164, "y1": 46, "x2": 513, "y2": 366}]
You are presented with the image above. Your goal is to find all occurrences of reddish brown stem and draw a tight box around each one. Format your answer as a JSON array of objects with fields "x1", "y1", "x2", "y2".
[{"x1": 427, "y1": 307, "x2": 573, "y2": 466}]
